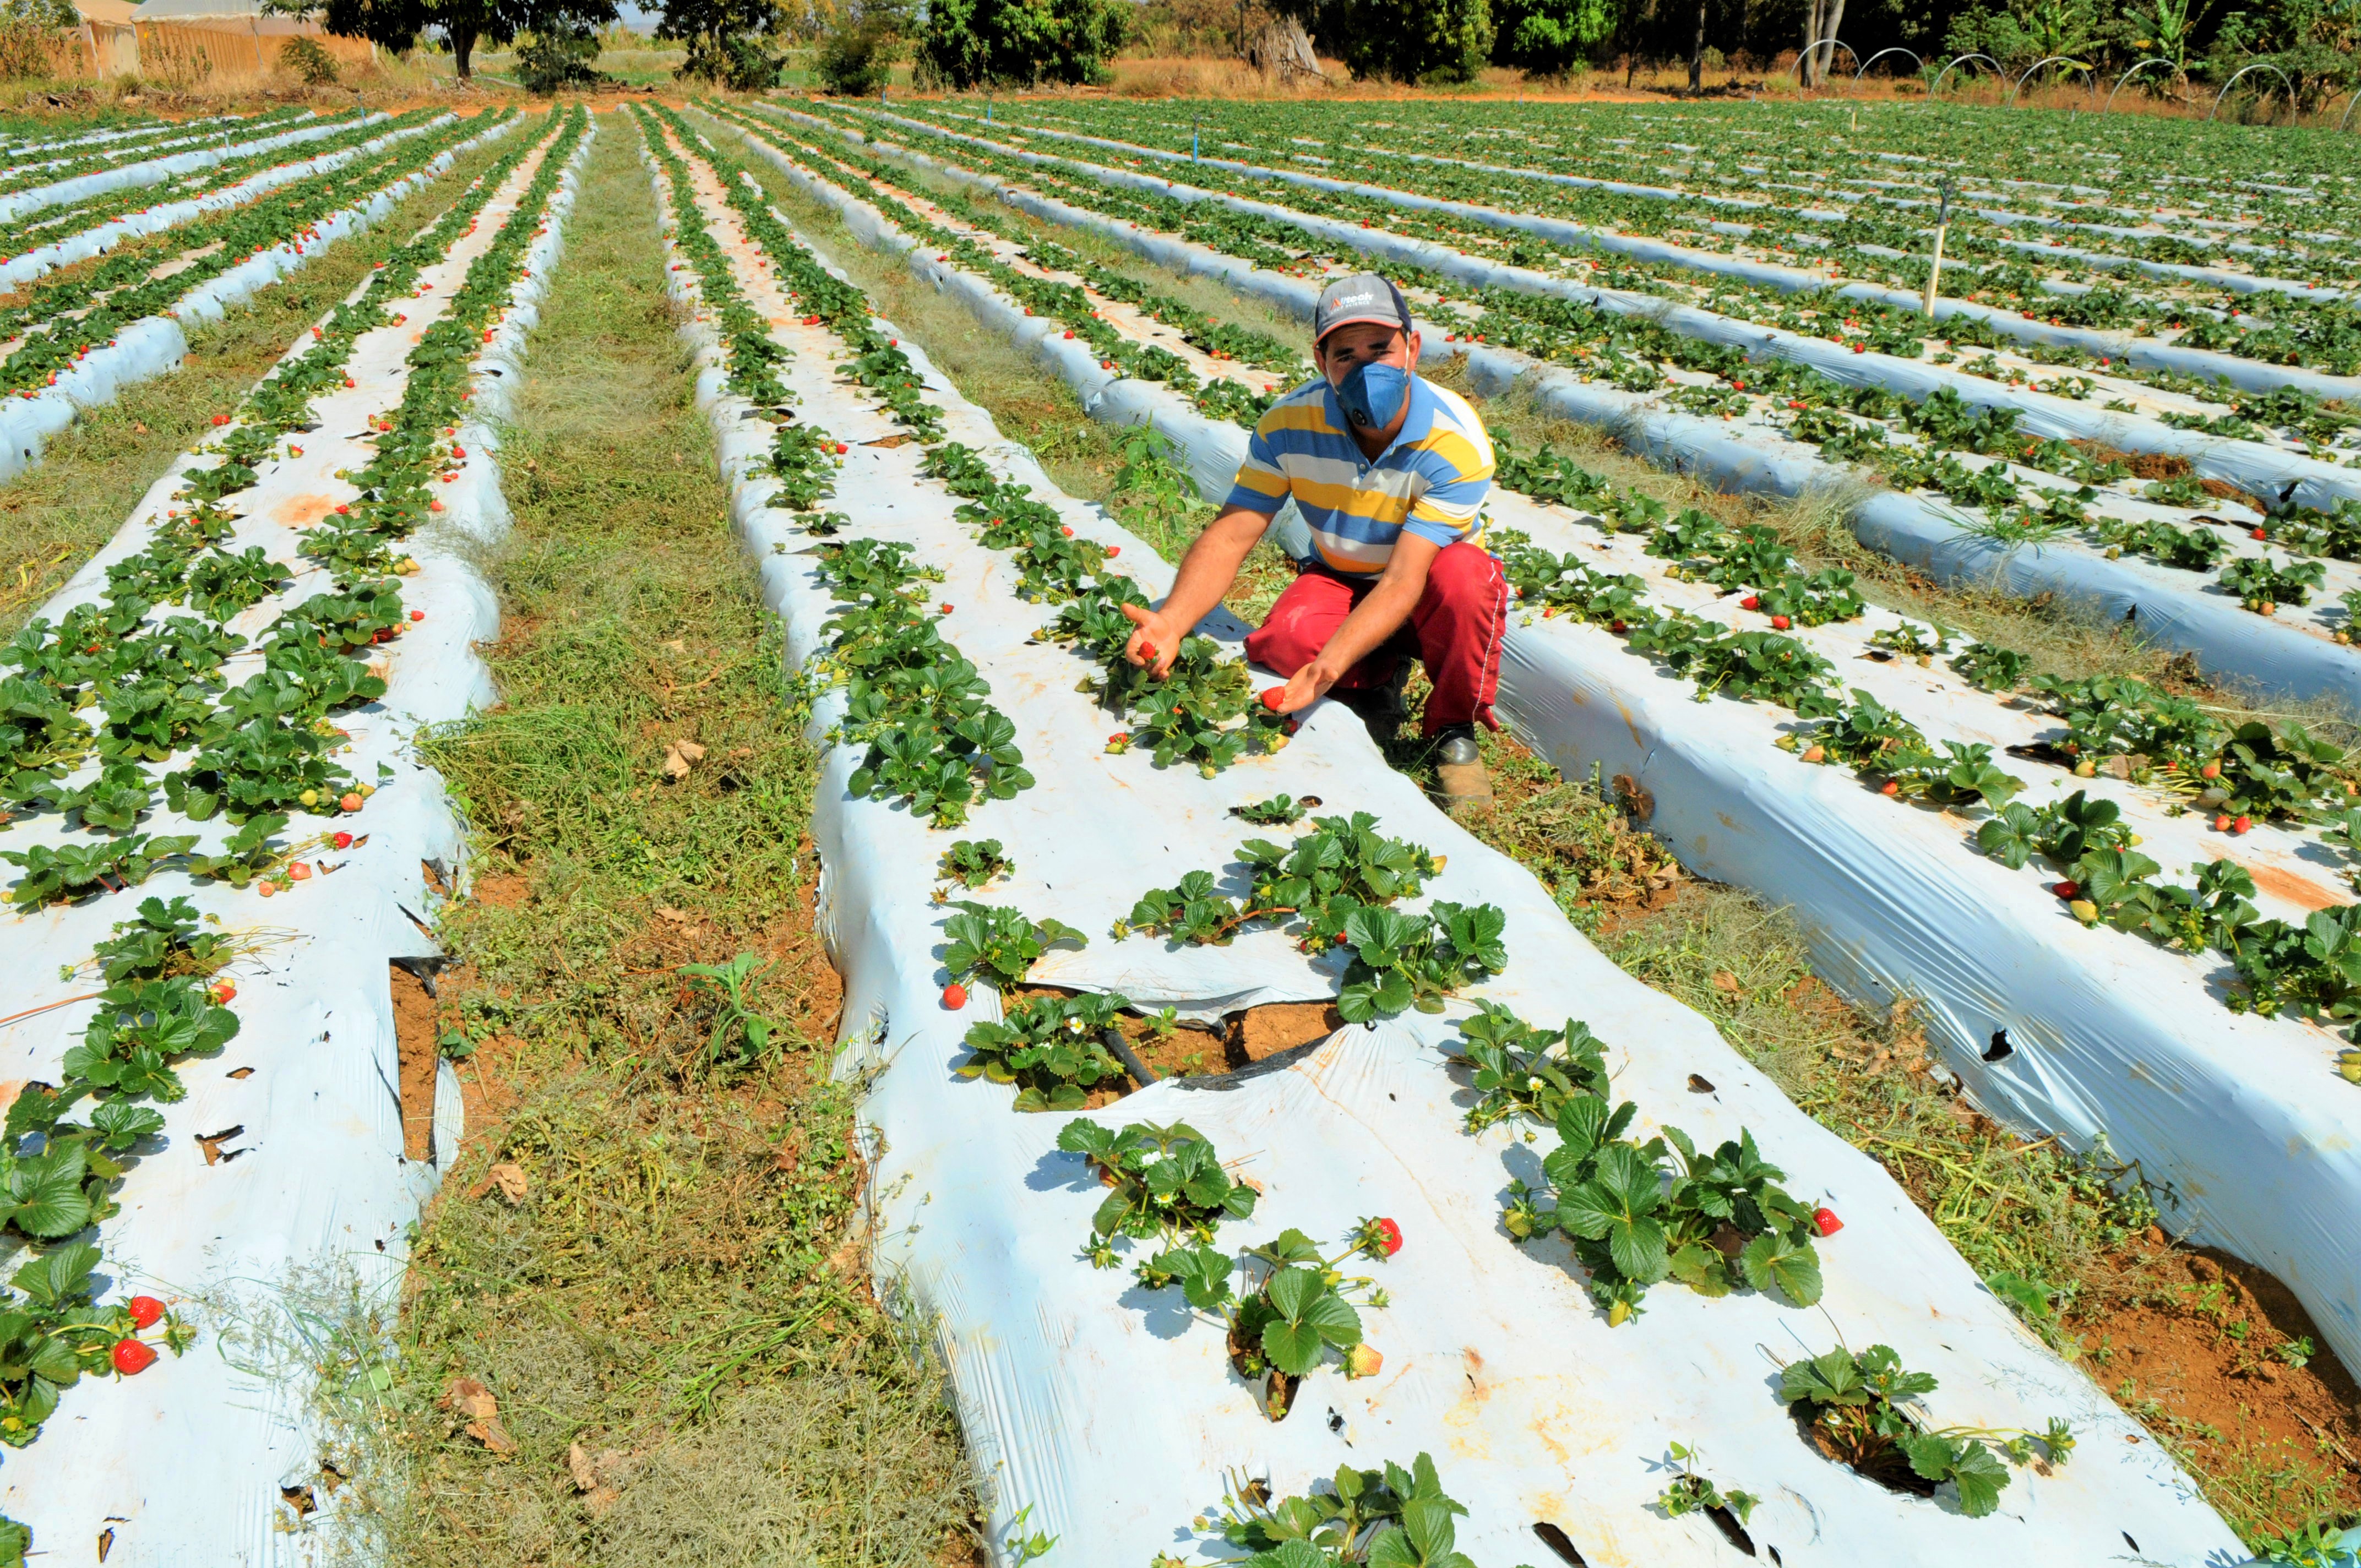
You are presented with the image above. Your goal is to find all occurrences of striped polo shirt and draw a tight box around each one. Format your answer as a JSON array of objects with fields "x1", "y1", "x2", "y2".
[{"x1": 1223, "y1": 375, "x2": 1495, "y2": 575}]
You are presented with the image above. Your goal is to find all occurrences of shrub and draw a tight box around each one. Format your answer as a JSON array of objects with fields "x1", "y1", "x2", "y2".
[
  {"x1": 914, "y1": 0, "x2": 1127, "y2": 89},
  {"x1": 278, "y1": 34, "x2": 339, "y2": 84},
  {"x1": 515, "y1": 20, "x2": 605, "y2": 90},
  {"x1": 1490, "y1": 0, "x2": 1611, "y2": 75},
  {"x1": 1331, "y1": 0, "x2": 1493, "y2": 81},
  {"x1": 816, "y1": 0, "x2": 904, "y2": 94}
]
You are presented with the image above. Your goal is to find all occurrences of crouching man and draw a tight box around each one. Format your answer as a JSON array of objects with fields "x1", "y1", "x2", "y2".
[{"x1": 1118, "y1": 273, "x2": 1507, "y2": 811}]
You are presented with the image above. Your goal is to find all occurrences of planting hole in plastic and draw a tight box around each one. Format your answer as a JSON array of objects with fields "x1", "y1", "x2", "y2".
[
  {"x1": 1984, "y1": 1029, "x2": 2015, "y2": 1063},
  {"x1": 1706, "y1": 1502, "x2": 1760, "y2": 1557},
  {"x1": 1688, "y1": 1072, "x2": 1717, "y2": 1093},
  {"x1": 1531, "y1": 1521, "x2": 1589, "y2": 1565},
  {"x1": 2124, "y1": 1533, "x2": 2140, "y2": 1553}
]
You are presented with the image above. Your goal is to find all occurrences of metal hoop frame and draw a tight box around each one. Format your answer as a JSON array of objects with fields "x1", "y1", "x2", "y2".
[
  {"x1": 1788, "y1": 40, "x2": 1859, "y2": 85},
  {"x1": 2337, "y1": 87, "x2": 2359, "y2": 130},
  {"x1": 1852, "y1": 46, "x2": 1922, "y2": 81},
  {"x1": 2102, "y1": 57, "x2": 2184, "y2": 113},
  {"x1": 2209, "y1": 62, "x2": 2294, "y2": 121},
  {"x1": 1929, "y1": 53, "x2": 2001, "y2": 96},
  {"x1": 2005, "y1": 55, "x2": 2093, "y2": 104}
]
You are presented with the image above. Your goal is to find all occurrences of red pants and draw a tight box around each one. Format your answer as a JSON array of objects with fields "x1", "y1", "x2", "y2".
[{"x1": 1244, "y1": 543, "x2": 1508, "y2": 735}]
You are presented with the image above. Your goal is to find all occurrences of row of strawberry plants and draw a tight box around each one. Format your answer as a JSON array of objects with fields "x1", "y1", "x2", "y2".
[
  {"x1": 793, "y1": 124, "x2": 2361, "y2": 1087},
  {"x1": 666, "y1": 109, "x2": 2114, "y2": 1548},
  {"x1": 0, "y1": 110, "x2": 440, "y2": 342},
  {"x1": 0, "y1": 107, "x2": 320, "y2": 201},
  {"x1": 814, "y1": 110, "x2": 2361, "y2": 632},
  {"x1": 650, "y1": 104, "x2": 1295, "y2": 782},
  {"x1": 1, "y1": 111, "x2": 507, "y2": 399},
  {"x1": 775, "y1": 110, "x2": 2361, "y2": 856},
  {"x1": 0, "y1": 109, "x2": 584, "y2": 1507},
  {"x1": 997, "y1": 101, "x2": 2361, "y2": 315},
  {"x1": 853, "y1": 105, "x2": 2361, "y2": 404},
  {"x1": 708, "y1": 101, "x2": 1303, "y2": 426},
  {"x1": 1, "y1": 112, "x2": 568, "y2": 915},
  {"x1": 0, "y1": 109, "x2": 422, "y2": 298},
  {"x1": 0, "y1": 109, "x2": 378, "y2": 264}
]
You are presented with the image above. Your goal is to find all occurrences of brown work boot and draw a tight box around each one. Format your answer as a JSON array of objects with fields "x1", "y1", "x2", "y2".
[{"x1": 1433, "y1": 725, "x2": 1493, "y2": 814}]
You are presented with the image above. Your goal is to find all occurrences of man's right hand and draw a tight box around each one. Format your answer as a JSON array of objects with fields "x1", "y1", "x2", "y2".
[{"x1": 1119, "y1": 603, "x2": 1184, "y2": 678}]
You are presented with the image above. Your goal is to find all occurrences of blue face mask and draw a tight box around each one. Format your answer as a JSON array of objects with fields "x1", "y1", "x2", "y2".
[{"x1": 1336, "y1": 360, "x2": 1410, "y2": 432}]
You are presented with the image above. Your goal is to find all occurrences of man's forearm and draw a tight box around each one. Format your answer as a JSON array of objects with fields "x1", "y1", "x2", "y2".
[
  {"x1": 1313, "y1": 577, "x2": 1421, "y2": 676},
  {"x1": 1157, "y1": 506, "x2": 1270, "y2": 632}
]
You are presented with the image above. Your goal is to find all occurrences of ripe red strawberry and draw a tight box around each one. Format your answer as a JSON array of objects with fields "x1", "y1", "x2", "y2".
[
  {"x1": 834, "y1": 443, "x2": 847, "y2": 455},
  {"x1": 942, "y1": 982, "x2": 967, "y2": 1010},
  {"x1": 112, "y1": 1339, "x2": 156, "y2": 1375},
  {"x1": 1368, "y1": 1216, "x2": 1403, "y2": 1256},
  {"x1": 127, "y1": 1296, "x2": 165, "y2": 1330},
  {"x1": 2053, "y1": 881, "x2": 2079, "y2": 899},
  {"x1": 339, "y1": 792, "x2": 364, "y2": 812},
  {"x1": 940, "y1": 603, "x2": 954, "y2": 614},
  {"x1": 1063, "y1": 329, "x2": 1074, "y2": 338},
  {"x1": 208, "y1": 979, "x2": 236, "y2": 1004},
  {"x1": 1879, "y1": 780, "x2": 1899, "y2": 796},
  {"x1": 409, "y1": 610, "x2": 425, "y2": 622},
  {"x1": 2213, "y1": 813, "x2": 2233, "y2": 831},
  {"x1": 1137, "y1": 642, "x2": 1157, "y2": 661},
  {"x1": 1061, "y1": 526, "x2": 1074, "y2": 537},
  {"x1": 2234, "y1": 814, "x2": 2253, "y2": 834},
  {"x1": 1740, "y1": 595, "x2": 1760, "y2": 610},
  {"x1": 1770, "y1": 615, "x2": 1791, "y2": 630},
  {"x1": 332, "y1": 831, "x2": 354, "y2": 850},
  {"x1": 2200, "y1": 761, "x2": 2222, "y2": 779},
  {"x1": 1812, "y1": 1206, "x2": 1843, "y2": 1237},
  {"x1": 210, "y1": 413, "x2": 229, "y2": 426},
  {"x1": 1107, "y1": 546, "x2": 1120, "y2": 557},
  {"x1": 1259, "y1": 688, "x2": 1285, "y2": 710},
  {"x1": 2251, "y1": 527, "x2": 2268, "y2": 540}
]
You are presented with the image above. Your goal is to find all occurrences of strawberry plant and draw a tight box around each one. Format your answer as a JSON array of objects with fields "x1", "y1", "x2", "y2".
[
  {"x1": 1949, "y1": 641, "x2": 2028, "y2": 693},
  {"x1": 1779, "y1": 1342, "x2": 2073, "y2": 1517},
  {"x1": 181, "y1": 813, "x2": 290, "y2": 889},
  {"x1": 1163, "y1": 1451, "x2": 1478, "y2": 1568},
  {"x1": 766, "y1": 421, "x2": 844, "y2": 510},
  {"x1": 1055, "y1": 1119, "x2": 1258, "y2": 1265},
  {"x1": 1, "y1": 832, "x2": 194, "y2": 908},
  {"x1": 935, "y1": 837, "x2": 1013, "y2": 890},
  {"x1": 1448, "y1": 1001, "x2": 1612, "y2": 1132},
  {"x1": 0, "y1": 1243, "x2": 191, "y2": 1450},
  {"x1": 1234, "y1": 794, "x2": 1312, "y2": 825},
  {"x1": 1655, "y1": 1442, "x2": 1760, "y2": 1537},
  {"x1": 1140, "y1": 1224, "x2": 1394, "y2": 1419},
  {"x1": 2220, "y1": 554, "x2": 2327, "y2": 614},
  {"x1": 1506, "y1": 1088, "x2": 1822, "y2": 1321},
  {"x1": 941, "y1": 901, "x2": 1087, "y2": 991},
  {"x1": 1974, "y1": 790, "x2": 2138, "y2": 872},
  {"x1": 958, "y1": 990, "x2": 1131, "y2": 1112}
]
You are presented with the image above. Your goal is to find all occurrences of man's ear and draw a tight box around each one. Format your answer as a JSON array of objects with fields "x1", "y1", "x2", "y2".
[{"x1": 1403, "y1": 329, "x2": 1422, "y2": 371}]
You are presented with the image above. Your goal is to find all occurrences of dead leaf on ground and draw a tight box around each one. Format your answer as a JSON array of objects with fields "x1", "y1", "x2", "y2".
[
  {"x1": 656, "y1": 906, "x2": 692, "y2": 924},
  {"x1": 443, "y1": 1376, "x2": 517, "y2": 1455},
  {"x1": 567, "y1": 1440, "x2": 625, "y2": 1513},
  {"x1": 661, "y1": 739, "x2": 707, "y2": 780},
  {"x1": 1711, "y1": 971, "x2": 1742, "y2": 995},
  {"x1": 486, "y1": 1162, "x2": 529, "y2": 1204}
]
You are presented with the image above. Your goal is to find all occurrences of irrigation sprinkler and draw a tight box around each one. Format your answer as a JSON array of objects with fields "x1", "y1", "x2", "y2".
[
  {"x1": 2005, "y1": 56, "x2": 2094, "y2": 105},
  {"x1": 1928, "y1": 53, "x2": 2001, "y2": 97},
  {"x1": 1922, "y1": 176, "x2": 1953, "y2": 317},
  {"x1": 2209, "y1": 62, "x2": 2294, "y2": 121}
]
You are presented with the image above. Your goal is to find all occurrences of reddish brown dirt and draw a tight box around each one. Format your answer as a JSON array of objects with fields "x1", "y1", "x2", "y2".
[
  {"x1": 389, "y1": 962, "x2": 439, "y2": 1162},
  {"x1": 1233, "y1": 1001, "x2": 1346, "y2": 1063},
  {"x1": 2067, "y1": 1238, "x2": 2361, "y2": 1517}
]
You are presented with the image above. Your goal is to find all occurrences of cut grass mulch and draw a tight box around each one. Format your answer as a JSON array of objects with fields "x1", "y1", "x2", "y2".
[{"x1": 356, "y1": 117, "x2": 976, "y2": 1568}]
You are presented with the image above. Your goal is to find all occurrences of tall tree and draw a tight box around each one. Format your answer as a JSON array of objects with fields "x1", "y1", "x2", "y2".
[
  {"x1": 913, "y1": 0, "x2": 1128, "y2": 88},
  {"x1": 657, "y1": 0, "x2": 786, "y2": 85},
  {"x1": 293, "y1": 0, "x2": 613, "y2": 78},
  {"x1": 1490, "y1": 0, "x2": 1613, "y2": 74},
  {"x1": 1331, "y1": 0, "x2": 1493, "y2": 80}
]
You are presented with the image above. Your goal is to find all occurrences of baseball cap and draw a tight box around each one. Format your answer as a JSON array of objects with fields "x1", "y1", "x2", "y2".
[{"x1": 1313, "y1": 273, "x2": 1412, "y2": 345}]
